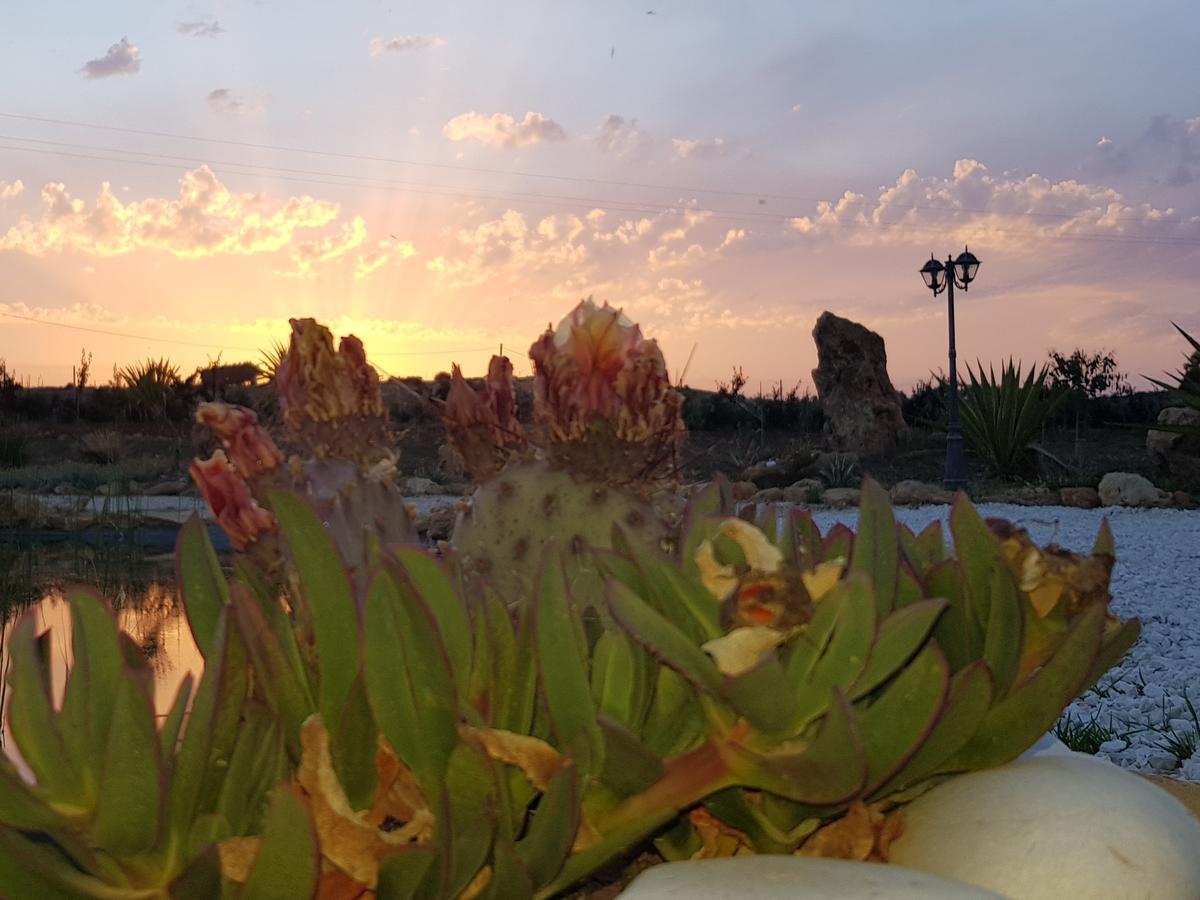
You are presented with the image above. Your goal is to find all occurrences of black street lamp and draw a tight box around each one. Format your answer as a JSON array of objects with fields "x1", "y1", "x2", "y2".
[{"x1": 919, "y1": 247, "x2": 981, "y2": 491}]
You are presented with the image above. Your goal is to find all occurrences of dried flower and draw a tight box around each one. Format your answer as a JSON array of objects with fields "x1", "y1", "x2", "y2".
[
  {"x1": 276, "y1": 319, "x2": 386, "y2": 432},
  {"x1": 442, "y1": 356, "x2": 527, "y2": 480},
  {"x1": 190, "y1": 450, "x2": 276, "y2": 550},
  {"x1": 196, "y1": 402, "x2": 284, "y2": 478}
]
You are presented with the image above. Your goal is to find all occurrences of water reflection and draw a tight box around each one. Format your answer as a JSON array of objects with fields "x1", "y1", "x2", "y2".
[{"x1": 0, "y1": 536, "x2": 203, "y2": 768}]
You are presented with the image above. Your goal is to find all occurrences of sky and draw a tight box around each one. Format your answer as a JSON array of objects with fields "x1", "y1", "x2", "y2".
[{"x1": 1, "y1": 0, "x2": 1200, "y2": 392}]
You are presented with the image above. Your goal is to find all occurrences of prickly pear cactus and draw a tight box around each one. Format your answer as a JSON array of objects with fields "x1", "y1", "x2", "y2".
[
  {"x1": 191, "y1": 317, "x2": 417, "y2": 588},
  {"x1": 445, "y1": 298, "x2": 684, "y2": 602}
]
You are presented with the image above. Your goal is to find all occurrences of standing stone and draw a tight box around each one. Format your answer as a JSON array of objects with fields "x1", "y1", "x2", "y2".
[{"x1": 811, "y1": 312, "x2": 908, "y2": 455}]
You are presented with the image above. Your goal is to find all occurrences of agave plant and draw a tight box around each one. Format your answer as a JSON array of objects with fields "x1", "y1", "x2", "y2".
[
  {"x1": 0, "y1": 302, "x2": 1141, "y2": 898},
  {"x1": 117, "y1": 357, "x2": 184, "y2": 421},
  {"x1": 1145, "y1": 323, "x2": 1200, "y2": 441},
  {"x1": 958, "y1": 359, "x2": 1067, "y2": 479}
]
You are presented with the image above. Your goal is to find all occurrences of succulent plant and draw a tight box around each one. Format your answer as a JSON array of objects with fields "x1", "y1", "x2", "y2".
[{"x1": 0, "y1": 304, "x2": 1142, "y2": 898}]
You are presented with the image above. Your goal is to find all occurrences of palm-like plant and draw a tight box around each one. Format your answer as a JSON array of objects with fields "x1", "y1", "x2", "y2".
[
  {"x1": 1145, "y1": 323, "x2": 1200, "y2": 440},
  {"x1": 959, "y1": 359, "x2": 1066, "y2": 479},
  {"x1": 116, "y1": 358, "x2": 183, "y2": 421}
]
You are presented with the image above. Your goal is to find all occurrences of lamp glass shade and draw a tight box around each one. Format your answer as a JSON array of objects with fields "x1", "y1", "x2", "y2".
[
  {"x1": 954, "y1": 248, "x2": 980, "y2": 285},
  {"x1": 920, "y1": 257, "x2": 946, "y2": 292}
]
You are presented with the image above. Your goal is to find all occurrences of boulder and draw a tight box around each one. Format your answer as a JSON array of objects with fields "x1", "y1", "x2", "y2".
[
  {"x1": 402, "y1": 476, "x2": 446, "y2": 496},
  {"x1": 1173, "y1": 490, "x2": 1199, "y2": 509},
  {"x1": 144, "y1": 480, "x2": 187, "y2": 496},
  {"x1": 415, "y1": 503, "x2": 458, "y2": 542},
  {"x1": 811, "y1": 312, "x2": 908, "y2": 455},
  {"x1": 1097, "y1": 471, "x2": 1170, "y2": 507},
  {"x1": 621, "y1": 857, "x2": 1000, "y2": 899},
  {"x1": 890, "y1": 480, "x2": 954, "y2": 506},
  {"x1": 730, "y1": 480, "x2": 758, "y2": 501},
  {"x1": 783, "y1": 478, "x2": 825, "y2": 504},
  {"x1": 1146, "y1": 406, "x2": 1200, "y2": 458},
  {"x1": 1058, "y1": 486, "x2": 1101, "y2": 509},
  {"x1": 821, "y1": 487, "x2": 862, "y2": 508},
  {"x1": 748, "y1": 487, "x2": 786, "y2": 504},
  {"x1": 889, "y1": 752, "x2": 1200, "y2": 900}
]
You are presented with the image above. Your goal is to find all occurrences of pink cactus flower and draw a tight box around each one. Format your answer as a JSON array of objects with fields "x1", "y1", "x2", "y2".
[
  {"x1": 190, "y1": 450, "x2": 277, "y2": 551},
  {"x1": 195, "y1": 402, "x2": 284, "y2": 478},
  {"x1": 442, "y1": 356, "x2": 526, "y2": 479}
]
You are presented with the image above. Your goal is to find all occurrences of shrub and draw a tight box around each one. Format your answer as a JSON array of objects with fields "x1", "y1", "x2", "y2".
[
  {"x1": 116, "y1": 357, "x2": 190, "y2": 421},
  {"x1": 0, "y1": 427, "x2": 29, "y2": 469},
  {"x1": 959, "y1": 359, "x2": 1066, "y2": 479},
  {"x1": 79, "y1": 428, "x2": 125, "y2": 464},
  {"x1": 902, "y1": 374, "x2": 947, "y2": 428}
]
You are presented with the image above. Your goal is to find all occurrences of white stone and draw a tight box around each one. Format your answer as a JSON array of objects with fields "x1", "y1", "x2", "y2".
[
  {"x1": 1097, "y1": 471, "x2": 1169, "y2": 507},
  {"x1": 618, "y1": 856, "x2": 1001, "y2": 899},
  {"x1": 888, "y1": 752, "x2": 1200, "y2": 900}
]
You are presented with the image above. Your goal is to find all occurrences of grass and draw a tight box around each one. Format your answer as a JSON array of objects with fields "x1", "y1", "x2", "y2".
[
  {"x1": 0, "y1": 428, "x2": 29, "y2": 469},
  {"x1": 1053, "y1": 712, "x2": 1123, "y2": 755}
]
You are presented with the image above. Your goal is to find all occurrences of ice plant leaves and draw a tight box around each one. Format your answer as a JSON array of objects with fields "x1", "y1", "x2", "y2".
[{"x1": 176, "y1": 515, "x2": 231, "y2": 660}]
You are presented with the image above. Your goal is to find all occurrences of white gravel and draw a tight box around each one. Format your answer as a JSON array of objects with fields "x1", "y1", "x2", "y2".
[{"x1": 807, "y1": 504, "x2": 1200, "y2": 783}]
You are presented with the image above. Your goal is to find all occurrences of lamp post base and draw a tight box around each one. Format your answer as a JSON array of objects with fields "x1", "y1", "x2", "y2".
[{"x1": 943, "y1": 430, "x2": 968, "y2": 493}]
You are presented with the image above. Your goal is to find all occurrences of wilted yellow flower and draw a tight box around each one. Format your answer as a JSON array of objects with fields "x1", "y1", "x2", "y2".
[
  {"x1": 276, "y1": 318, "x2": 385, "y2": 431},
  {"x1": 703, "y1": 625, "x2": 788, "y2": 677},
  {"x1": 189, "y1": 451, "x2": 276, "y2": 551}
]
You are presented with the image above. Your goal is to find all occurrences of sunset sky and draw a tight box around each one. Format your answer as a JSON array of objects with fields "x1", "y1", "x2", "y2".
[{"x1": 2, "y1": 1, "x2": 1199, "y2": 392}]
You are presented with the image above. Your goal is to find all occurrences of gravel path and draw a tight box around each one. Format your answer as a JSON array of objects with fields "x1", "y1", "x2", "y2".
[{"x1": 808, "y1": 504, "x2": 1200, "y2": 783}]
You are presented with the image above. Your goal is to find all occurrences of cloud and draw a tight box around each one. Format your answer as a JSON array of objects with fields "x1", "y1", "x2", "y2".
[
  {"x1": 278, "y1": 217, "x2": 367, "y2": 279},
  {"x1": 672, "y1": 137, "x2": 730, "y2": 160},
  {"x1": 0, "y1": 180, "x2": 22, "y2": 202},
  {"x1": 788, "y1": 158, "x2": 1200, "y2": 247},
  {"x1": 370, "y1": 35, "x2": 446, "y2": 56},
  {"x1": 0, "y1": 166, "x2": 340, "y2": 258},
  {"x1": 443, "y1": 111, "x2": 566, "y2": 148},
  {"x1": 79, "y1": 37, "x2": 141, "y2": 79},
  {"x1": 206, "y1": 88, "x2": 266, "y2": 116},
  {"x1": 178, "y1": 19, "x2": 224, "y2": 38},
  {"x1": 355, "y1": 239, "x2": 416, "y2": 280},
  {"x1": 594, "y1": 115, "x2": 649, "y2": 157},
  {"x1": 1086, "y1": 114, "x2": 1200, "y2": 187},
  {"x1": 425, "y1": 209, "x2": 587, "y2": 289}
]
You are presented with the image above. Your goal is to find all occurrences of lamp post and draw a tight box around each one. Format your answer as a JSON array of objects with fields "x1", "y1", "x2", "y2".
[{"x1": 919, "y1": 247, "x2": 981, "y2": 492}]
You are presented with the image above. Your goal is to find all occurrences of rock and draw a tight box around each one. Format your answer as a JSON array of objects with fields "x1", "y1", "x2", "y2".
[
  {"x1": 979, "y1": 486, "x2": 1059, "y2": 506},
  {"x1": 52, "y1": 482, "x2": 77, "y2": 496},
  {"x1": 730, "y1": 480, "x2": 758, "y2": 501},
  {"x1": 890, "y1": 480, "x2": 954, "y2": 506},
  {"x1": 1058, "y1": 486, "x2": 1101, "y2": 509},
  {"x1": 437, "y1": 442, "x2": 467, "y2": 479},
  {"x1": 620, "y1": 856, "x2": 1001, "y2": 899},
  {"x1": 748, "y1": 487, "x2": 786, "y2": 504},
  {"x1": 1146, "y1": 406, "x2": 1200, "y2": 458},
  {"x1": 1173, "y1": 490, "x2": 1199, "y2": 509},
  {"x1": 742, "y1": 459, "x2": 794, "y2": 489},
  {"x1": 1097, "y1": 471, "x2": 1170, "y2": 507},
  {"x1": 811, "y1": 312, "x2": 908, "y2": 455},
  {"x1": 402, "y1": 476, "x2": 446, "y2": 496},
  {"x1": 416, "y1": 503, "x2": 458, "y2": 542},
  {"x1": 95, "y1": 482, "x2": 119, "y2": 496},
  {"x1": 821, "y1": 487, "x2": 861, "y2": 508},
  {"x1": 889, "y1": 752, "x2": 1200, "y2": 900},
  {"x1": 783, "y1": 478, "x2": 825, "y2": 504},
  {"x1": 143, "y1": 480, "x2": 187, "y2": 496}
]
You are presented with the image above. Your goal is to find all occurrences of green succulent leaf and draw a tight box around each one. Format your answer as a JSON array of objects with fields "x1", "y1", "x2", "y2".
[
  {"x1": 949, "y1": 493, "x2": 1001, "y2": 637},
  {"x1": 333, "y1": 671, "x2": 379, "y2": 812},
  {"x1": 0, "y1": 828, "x2": 113, "y2": 900},
  {"x1": 0, "y1": 758, "x2": 68, "y2": 830},
  {"x1": 883, "y1": 660, "x2": 993, "y2": 795},
  {"x1": 821, "y1": 524, "x2": 854, "y2": 566},
  {"x1": 849, "y1": 479, "x2": 899, "y2": 614},
  {"x1": 855, "y1": 644, "x2": 950, "y2": 794},
  {"x1": 169, "y1": 844, "x2": 222, "y2": 899},
  {"x1": 241, "y1": 785, "x2": 319, "y2": 900},
  {"x1": 723, "y1": 653, "x2": 798, "y2": 736},
  {"x1": 943, "y1": 603, "x2": 1106, "y2": 771},
  {"x1": 159, "y1": 674, "x2": 193, "y2": 761},
  {"x1": 92, "y1": 674, "x2": 163, "y2": 857},
  {"x1": 176, "y1": 515, "x2": 231, "y2": 660},
  {"x1": 517, "y1": 761, "x2": 580, "y2": 888},
  {"x1": 607, "y1": 580, "x2": 723, "y2": 698},
  {"x1": 641, "y1": 665, "x2": 705, "y2": 758},
  {"x1": 535, "y1": 548, "x2": 602, "y2": 765},
  {"x1": 704, "y1": 788, "x2": 794, "y2": 854},
  {"x1": 1086, "y1": 618, "x2": 1141, "y2": 687},
  {"x1": 392, "y1": 548, "x2": 473, "y2": 694},
  {"x1": 595, "y1": 715, "x2": 665, "y2": 796},
  {"x1": 269, "y1": 489, "x2": 361, "y2": 730},
  {"x1": 364, "y1": 569, "x2": 459, "y2": 787},
  {"x1": 441, "y1": 741, "x2": 499, "y2": 900},
  {"x1": 377, "y1": 846, "x2": 440, "y2": 900},
  {"x1": 851, "y1": 598, "x2": 947, "y2": 700},
  {"x1": 982, "y1": 562, "x2": 1024, "y2": 698},
  {"x1": 590, "y1": 630, "x2": 651, "y2": 729},
  {"x1": 924, "y1": 560, "x2": 977, "y2": 670},
  {"x1": 216, "y1": 702, "x2": 287, "y2": 836},
  {"x1": 680, "y1": 477, "x2": 734, "y2": 579}
]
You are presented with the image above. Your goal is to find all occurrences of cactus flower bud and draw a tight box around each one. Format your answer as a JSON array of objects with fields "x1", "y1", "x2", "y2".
[
  {"x1": 196, "y1": 402, "x2": 284, "y2": 478},
  {"x1": 190, "y1": 450, "x2": 276, "y2": 550},
  {"x1": 442, "y1": 356, "x2": 527, "y2": 480},
  {"x1": 276, "y1": 318, "x2": 385, "y2": 431},
  {"x1": 529, "y1": 298, "x2": 683, "y2": 483}
]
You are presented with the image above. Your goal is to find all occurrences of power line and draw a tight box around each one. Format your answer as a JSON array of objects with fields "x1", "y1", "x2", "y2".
[
  {"x1": 2, "y1": 109, "x2": 1195, "y2": 227},
  {"x1": 0, "y1": 311, "x2": 499, "y2": 358}
]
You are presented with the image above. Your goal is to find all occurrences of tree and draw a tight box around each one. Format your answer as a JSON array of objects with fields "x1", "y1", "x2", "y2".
[{"x1": 1047, "y1": 348, "x2": 1130, "y2": 454}]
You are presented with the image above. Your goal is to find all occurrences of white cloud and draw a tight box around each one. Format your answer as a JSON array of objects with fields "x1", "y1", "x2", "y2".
[
  {"x1": 788, "y1": 159, "x2": 1200, "y2": 247},
  {"x1": 593, "y1": 115, "x2": 649, "y2": 157},
  {"x1": 178, "y1": 19, "x2": 224, "y2": 38},
  {"x1": 443, "y1": 111, "x2": 566, "y2": 148},
  {"x1": 206, "y1": 88, "x2": 266, "y2": 116},
  {"x1": 370, "y1": 35, "x2": 446, "y2": 56},
  {"x1": 278, "y1": 217, "x2": 367, "y2": 279},
  {"x1": 0, "y1": 166, "x2": 340, "y2": 258},
  {"x1": 80, "y1": 37, "x2": 141, "y2": 79},
  {"x1": 1085, "y1": 114, "x2": 1200, "y2": 186},
  {"x1": 425, "y1": 209, "x2": 588, "y2": 289},
  {"x1": 0, "y1": 180, "x2": 22, "y2": 202},
  {"x1": 672, "y1": 137, "x2": 730, "y2": 160},
  {"x1": 355, "y1": 239, "x2": 416, "y2": 280}
]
